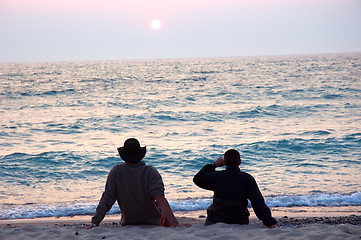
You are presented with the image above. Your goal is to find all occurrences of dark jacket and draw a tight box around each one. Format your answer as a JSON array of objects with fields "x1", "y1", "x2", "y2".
[{"x1": 193, "y1": 163, "x2": 277, "y2": 227}]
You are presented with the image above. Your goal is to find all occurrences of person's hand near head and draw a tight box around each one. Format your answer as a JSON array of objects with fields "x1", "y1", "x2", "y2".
[{"x1": 214, "y1": 156, "x2": 226, "y2": 167}]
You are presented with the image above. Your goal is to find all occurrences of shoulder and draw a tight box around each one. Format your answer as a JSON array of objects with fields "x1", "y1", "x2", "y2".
[
  {"x1": 111, "y1": 163, "x2": 125, "y2": 170},
  {"x1": 239, "y1": 171, "x2": 256, "y2": 181},
  {"x1": 144, "y1": 165, "x2": 161, "y2": 175},
  {"x1": 109, "y1": 164, "x2": 124, "y2": 174},
  {"x1": 110, "y1": 164, "x2": 123, "y2": 171},
  {"x1": 240, "y1": 171, "x2": 252, "y2": 177}
]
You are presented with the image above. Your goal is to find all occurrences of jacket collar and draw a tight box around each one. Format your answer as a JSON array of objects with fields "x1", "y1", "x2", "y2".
[
  {"x1": 226, "y1": 165, "x2": 240, "y2": 171},
  {"x1": 125, "y1": 161, "x2": 146, "y2": 167}
]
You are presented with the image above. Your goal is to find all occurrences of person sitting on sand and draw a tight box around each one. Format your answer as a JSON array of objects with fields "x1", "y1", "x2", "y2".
[
  {"x1": 193, "y1": 149, "x2": 278, "y2": 228},
  {"x1": 90, "y1": 138, "x2": 183, "y2": 227}
]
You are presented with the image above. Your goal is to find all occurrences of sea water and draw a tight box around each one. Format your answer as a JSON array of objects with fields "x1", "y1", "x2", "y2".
[{"x1": 1, "y1": 54, "x2": 360, "y2": 220}]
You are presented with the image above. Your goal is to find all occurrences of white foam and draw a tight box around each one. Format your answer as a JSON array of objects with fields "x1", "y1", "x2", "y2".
[
  {"x1": 266, "y1": 192, "x2": 361, "y2": 207},
  {"x1": 1, "y1": 192, "x2": 360, "y2": 220}
]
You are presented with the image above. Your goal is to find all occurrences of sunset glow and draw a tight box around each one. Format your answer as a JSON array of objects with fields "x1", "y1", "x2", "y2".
[
  {"x1": 0, "y1": 0, "x2": 360, "y2": 62},
  {"x1": 150, "y1": 19, "x2": 161, "y2": 30}
]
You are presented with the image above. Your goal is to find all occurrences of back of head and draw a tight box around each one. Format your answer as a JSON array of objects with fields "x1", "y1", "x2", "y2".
[{"x1": 224, "y1": 149, "x2": 241, "y2": 166}]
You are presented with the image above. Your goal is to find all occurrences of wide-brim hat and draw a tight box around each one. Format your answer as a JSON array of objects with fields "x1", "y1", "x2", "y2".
[{"x1": 117, "y1": 138, "x2": 146, "y2": 163}]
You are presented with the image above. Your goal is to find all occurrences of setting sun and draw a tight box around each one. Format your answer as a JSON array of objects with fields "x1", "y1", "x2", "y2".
[{"x1": 150, "y1": 19, "x2": 161, "y2": 30}]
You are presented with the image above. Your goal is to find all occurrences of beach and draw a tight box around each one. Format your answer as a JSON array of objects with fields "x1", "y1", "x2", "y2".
[
  {"x1": 2, "y1": 0, "x2": 361, "y2": 236},
  {"x1": 1, "y1": 55, "x2": 361, "y2": 238},
  {"x1": 1, "y1": 213, "x2": 360, "y2": 240}
]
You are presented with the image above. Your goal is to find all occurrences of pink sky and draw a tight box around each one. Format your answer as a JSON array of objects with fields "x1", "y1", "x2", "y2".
[{"x1": 1, "y1": 0, "x2": 360, "y2": 62}]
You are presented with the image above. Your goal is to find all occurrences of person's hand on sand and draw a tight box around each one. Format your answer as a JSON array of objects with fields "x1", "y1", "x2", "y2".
[
  {"x1": 269, "y1": 224, "x2": 278, "y2": 229},
  {"x1": 165, "y1": 222, "x2": 192, "y2": 228},
  {"x1": 77, "y1": 224, "x2": 97, "y2": 229},
  {"x1": 214, "y1": 157, "x2": 225, "y2": 167},
  {"x1": 177, "y1": 223, "x2": 192, "y2": 227}
]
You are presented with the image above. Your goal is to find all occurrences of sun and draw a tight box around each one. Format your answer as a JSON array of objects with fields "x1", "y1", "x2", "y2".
[{"x1": 150, "y1": 19, "x2": 162, "y2": 30}]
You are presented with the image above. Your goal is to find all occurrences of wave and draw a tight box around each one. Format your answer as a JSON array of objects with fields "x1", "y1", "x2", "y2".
[
  {"x1": 266, "y1": 192, "x2": 361, "y2": 207},
  {"x1": 1, "y1": 192, "x2": 360, "y2": 220},
  {"x1": 0, "y1": 152, "x2": 118, "y2": 185},
  {"x1": 20, "y1": 88, "x2": 76, "y2": 97},
  {"x1": 244, "y1": 136, "x2": 361, "y2": 154},
  {"x1": 2, "y1": 131, "x2": 360, "y2": 185},
  {"x1": 2, "y1": 88, "x2": 77, "y2": 98}
]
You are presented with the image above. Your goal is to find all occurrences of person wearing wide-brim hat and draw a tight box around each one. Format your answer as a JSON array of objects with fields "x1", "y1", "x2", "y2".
[
  {"x1": 117, "y1": 138, "x2": 147, "y2": 163},
  {"x1": 90, "y1": 138, "x2": 184, "y2": 227}
]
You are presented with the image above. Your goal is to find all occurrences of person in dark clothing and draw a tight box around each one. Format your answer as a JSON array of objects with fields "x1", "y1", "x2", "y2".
[
  {"x1": 193, "y1": 149, "x2": 278, "y2": 228},
  {"x1": 87, "y1": 138, "x2": 185, "y2": 228}
]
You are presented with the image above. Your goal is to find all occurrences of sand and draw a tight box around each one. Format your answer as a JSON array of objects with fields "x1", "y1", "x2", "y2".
[{"x1": 1, "y1": 214, "x2": 360, "y2": 240}]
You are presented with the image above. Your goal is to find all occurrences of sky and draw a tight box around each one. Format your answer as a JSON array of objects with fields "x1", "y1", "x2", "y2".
[{"x1": 0, "y1": 0, "x2": 361, "y2": 63}]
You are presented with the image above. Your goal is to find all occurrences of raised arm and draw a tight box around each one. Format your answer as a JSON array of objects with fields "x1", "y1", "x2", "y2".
[{"x1": 193, "y1": 158, "x2": 222, "y2": 190}]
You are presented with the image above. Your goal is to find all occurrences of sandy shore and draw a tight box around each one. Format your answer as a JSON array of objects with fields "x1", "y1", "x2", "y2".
[{"x1": 1, "y1": 212, "x2": 360, "y2": 240}]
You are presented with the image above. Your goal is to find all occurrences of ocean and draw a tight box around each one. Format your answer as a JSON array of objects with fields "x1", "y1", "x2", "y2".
[{"x1": 1, "y1": 53, "x2": 360, "y2": 220}]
